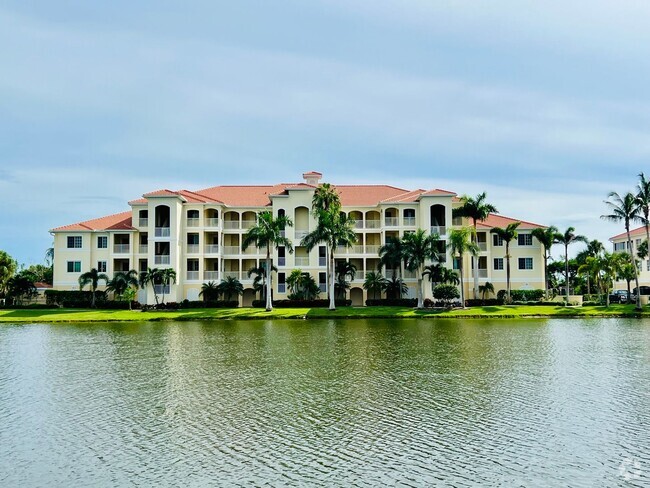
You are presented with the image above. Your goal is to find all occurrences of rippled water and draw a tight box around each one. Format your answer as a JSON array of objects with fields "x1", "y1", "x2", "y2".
[{"x1": 1, "y1": 319, "x2": 649, "y2": 487}]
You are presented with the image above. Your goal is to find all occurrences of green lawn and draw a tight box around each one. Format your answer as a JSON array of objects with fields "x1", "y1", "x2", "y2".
[{"x1": 1, "y1": 304, "x2": 649, "y2": 323}]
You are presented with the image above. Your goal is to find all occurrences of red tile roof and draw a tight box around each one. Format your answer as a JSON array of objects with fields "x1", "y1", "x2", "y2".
[
  {"x1": 476, "y1": 213, "x2": 546, "y2": 230},
  {"x1": 421, "y1": 189, "x2": 457, "y2": 197},
  {"x1": 51, "y1": 211, "x2": 133, "y2": 232},
  {"x1": 302, "y1": 171, "x2": 322, "y2": 177},
  {"x1": 610, "y1": 226, "x2": 647, "y2": 241}
]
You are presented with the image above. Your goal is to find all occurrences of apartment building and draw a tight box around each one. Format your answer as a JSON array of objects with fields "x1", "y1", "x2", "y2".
[
  {"x1": 51, "y1": 171, "x2": 547, "y2": 305},
  {"x1": 610, "y1": 226, "x2": 650, "y2": 289}
]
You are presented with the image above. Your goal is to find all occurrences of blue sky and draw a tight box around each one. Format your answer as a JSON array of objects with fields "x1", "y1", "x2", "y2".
[{"x1": 2, "y1": 0, "x2": 650, "y2": 265}]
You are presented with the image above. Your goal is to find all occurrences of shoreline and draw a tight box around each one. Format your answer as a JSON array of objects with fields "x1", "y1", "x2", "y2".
[{"x1": 1, "y1": 305, "x2": 649, "y2": 323}]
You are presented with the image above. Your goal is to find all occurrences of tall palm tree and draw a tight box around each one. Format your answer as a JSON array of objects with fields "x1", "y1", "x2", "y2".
[
  {"x1": 139, "y1": 267, "x2": 161, "y2": 305},
  {"x1": 636, "y1": 172, "x2": 650, "y2": 256},
  {"x1": 378, "y1": 236, "x2": 404, "y2": 281},
  {"x1": 335, "y1": 260, "x2": 357, "y2": 300},
  {"x1": 248, "y1": 264, "x2": 279, "y2": 302},
  {"x1": 363, "y1": 271, "x2": 387, "y2": 300},
  {"x1": 423, "y1": 264, "x2": 460, "y2": 293},
  {"x1": 556, "y1": 227, "x2": 588, "y2": 304},
  {"x1": 452, "y1": 193, "x2": 498, "y2": 299},
  {"x1": 575, "y1": 239, "x2": 605, "y2": 295},
  {"x1": 614, "y1": 253, "x2": 636, "y2": 301},
  {"x1": 78, "y1": 268, "x2": 109, "y2": 308},
  {"x1": 199, "y1": 281, "x2": 220, "y2": 302},
  {"x1": 479, "y1": 282, "x2": 495, "y2": 301},
  {"x1": 242, "y1": 210, "x2": 293, "y2": 311},
  {"x1": 159, "y1": 268, "x2": 177, "y2": 304},
  {"x1": 602, "y1": 191, "x2": 642, "y2": 309},
  {"x1": 447, "y1": 227, "x2": 479, "y2": 308},
  {"x1": 490, "y1": 222, "x2": 520, "y2": 302},
  {"x1": 531, "y1": 226, "x2": 559, "y2": 297},
  {"x1": 384, "y1": 276, "x2": 408, "y2": 300},
  {"x1": 302, "y1": 211, "x2": 356, "y2": 310},
  {"x1": 311, "y1": 183, "x2": 340, "y2": 214},
  {"x1": 402, "y1": 229, "x2": 441, "y2": 308},
  {"x1": 217, "y1": 276, "x2": 244, "y2": 302}
]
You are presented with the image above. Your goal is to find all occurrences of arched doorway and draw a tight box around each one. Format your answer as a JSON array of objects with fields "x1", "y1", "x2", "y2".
[{"x1": 350, "y1": 288, "x2": 364, "y2": 306}]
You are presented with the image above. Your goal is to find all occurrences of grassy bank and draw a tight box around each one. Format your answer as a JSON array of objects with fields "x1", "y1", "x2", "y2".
[{"x1": 1, "y1": 304, "x2": 649, "y2": 323}]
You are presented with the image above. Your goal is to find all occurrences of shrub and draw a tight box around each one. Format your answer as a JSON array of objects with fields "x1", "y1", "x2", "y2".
[
  {"x1": 465, "y1": 298, "x2": 502, "y2": 307},
  {"x1": 365, "y1": 298, "x2": 417, "y2": 307},
  {"x1": 510, "y1": 289, "x2": 545, "y2": 302},
  {"x1": 433, "y1": 284, "x2": 460, "y2": 301},
  {"x1": 252, "y1": 299, "x2": 351, "y2": 308},
  {"x1": 180, "y1": 300, "x2": 239, "y2": 309},
  {"x1": 45, "y1": 290, "x2": 107, "y2": 307}
]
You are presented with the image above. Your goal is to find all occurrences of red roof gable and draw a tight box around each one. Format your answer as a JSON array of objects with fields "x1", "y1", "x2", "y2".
[
  {"x1": 476, "y1": 213, "x2": 546, "y2": 230},
  {"x1": 610, "y1": 226, "x2": 647, "y2": 241},
  {"x1": 51, "y1": 211, "x2": 133, "y2": 232}
]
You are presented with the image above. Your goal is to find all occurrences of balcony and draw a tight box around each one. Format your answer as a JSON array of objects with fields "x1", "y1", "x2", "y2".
[
  {"x1": 154, "y1": 255, "x2": 170, "y2": 265},
  {"x1": 223, "y1": 221, "x2": 239, "y2": 230},
  {"x1": 241, "y1": 220, "x2": 255, "y2": 229},
  {"x1": 478, "y1": 242, "x2": 487, "y2": 252},
  {"x1": 113, "y1": 244, "x2": 130, "y2": 254},
  {"x1": 365, "y1": 245, "x2": 380, "y2": 255},
  {"x1": 205, "y1": 244, "x2": 219, "y2": 254},
  {"x1": 138, "y1": 218, "x2": 148, "y2": 227},
  {"x1": 319, "y1": 257, "x2": 326, "y2": 266},
  {"x1": 349, "y1": 245, "x2": 364, "y2": 254},
  {"x1": 294, "y1": 230, "x2": 309, "y2": 240},
  {"x1": 187, "y1": 244, "x2": 200, "y2": 254},
  {"x1": 278, "y1": 257, "x2": 286, "y2": 267},
  {"x1": 473, "y1": 269, "x2": 489, "y2": 278},
  {"x1": 223, "y1": 271, "x2": 240, "y2": 279},
  {"x1": 155, "y1": 227, "x2": 171, "y2": 238},
  {"x1": 204, "y1": 271, "x2": 219, "y2": 281},
  {"x1": 186, "y1": 271, "x2": 199, "y2": 281},
  {"x1": 403, "y1": 217, "x2": 416, "y2": 226},
  {"x1": 354, "y1": 221, "x2": 364, "y2": 229},
  {"x1": 403, "y1": 269, "x2": 418, "y2": 279},
  {"x1": 138, "y1": 245, "x2": 148, "y2": 254},
  {"x1": 204, "y1": 218, "x2": 219, "y2": 228},
  {"x1": 384, "y1": 269, "x2": 399, "y2": 277},
  {"x1": 385, "y1": 217, "x2": 398, "y2": 227},
  {"x1": 295, "y1": 257, "x2": 310, "y2": 266},
  {"x1": 430, "y1": 225, "x2": 446, "y2": 236},
  {"x1": 222, "y1": 246, "x2": 240, "y2": 255},
  {"x1": 366, "y1": 220, "x2": 380, "y2": 229},
  {"x1": 154, "y1": 285, "x2": 171, "y2": 295}
]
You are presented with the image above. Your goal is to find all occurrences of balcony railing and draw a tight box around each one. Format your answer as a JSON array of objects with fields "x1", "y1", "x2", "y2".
[
  {"x1": 138, "y1": 245, "x2": 148, "y2": 254},
  {"x1": 154, "y1": 285, "x2": 170, "y2": 295},
  {"x1": 205, "y1": 218, "x2": 219, "y2": 228},
  {"x1": 385, "y1": 217, "x2": 398, "y2": 227},
  {"x1": 241, "y1": 220, "x2": 255, "y2": 229},
  {"x1": 155, "y1": 227, "x2": 170, "y2": 237},
  {"x1": 319, "y1": 284, "x2": 327, "y2": 292},
  {"x1": 278, "y1": 283, "x2": 286, "y2": 293},
  {"x1": 243, "y1": 247, "x2": 262, "y2": 255},
  {"x1": 365, "y1": 245, "x2": 379, "y2": 255},
  {"x1": 154, "y1": 255, "x2": 170, "y2": 265},
  {"x1": 186, "y1": 271, "x2": 199, "y2": 281},
  {"x1": 452, "y1": 217, "x2": 463, "y2": 226},
  {"x1": 205, "y1": 244, "x2": 219, "y2": 254},
  {"x1": 222, "y1": 246, "x2": 240, "y2": 255},
  {"x1": 186, "y1": 244, "x2": 200, "y2": 254},
  {"x1": 430, "y1": 225, "x2": 446, "y2": 236},
  {"x1": 278, "y1": 257, "x2": 286, "y2": 267},
  {"x1": 384, "y1": 269, "x2": 399, "y2": 278},
  {"x1": 354, "y1": 221, "x2": 364, "y2": 229},
  {"x1": 349, "y1": 245, "x2": 364, "y2": 254},
  {"x1": 295, "y1": 230, "x2": 309, "y2": 240},
  {"x1": 223, "y1": 271, "x2": 240, "y2": 279},
  {"x1": 319, "y1": 257, "x2": 326, "y2": 266},
  {"x1": 113, "y1": 244, "x2": 130, "y2": 254},
  {"x1": 403, "y1": 217, "x2": 416, "y2": 226},
  {"x1": 295, "y1": 257, "x2": 310, "y2": 266},
  {"x1": 204, "y1": 271, "x2": 219, "y2": 281},
  {"x1": 187, "y1": 218, "x2": 200, "y2": 227},
  {"x1": 478, "y1": 242, "x2": 487, "y2": 252},
  {"x1": 223, "y1": 221, "x2": 239, "y2": 229},
  {"x1": 473, "y1": 269, "x2": 489, "y2": 278},
  {"x1": 365, "y1": 220, "x2": 380, "y2": 229},
  {"x1": 403, "y1": 269, "x2": 417, "y2": 279},
  {"x1": 138, "y1": 218, "x2": 148, "y2": 227}
]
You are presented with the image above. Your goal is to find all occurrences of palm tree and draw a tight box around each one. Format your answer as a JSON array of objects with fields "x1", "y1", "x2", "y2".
[
  {"x1": 199, "y1": 281, "x2": 220, "y2": 302},
  {"x1": 422, "y1": 264, "x2": 461, "y2": 288},
  {"x1": 636, "y1": 172, "x2": 650, "y2": 258},
  {"x1": 45, "y1": 247, "x2": 54, "y2": 267},
  {"x1": 217, "y1": 276, "x2": 244, "y2": 302},
  {"x1": 378, "y1": 236, "x2": 404, "y2": 281},
  {"x1": 402, "y1": 229, "x2": 441, "y2": 308},
  {"x1": 139, "y1": 267, "x2": 161, "y2": 305},
  {"x1": 490, "y1": 222, "x2": 520, "y2": 302},
  {"x1": 363, "y1": 271, "x2": 387, "y2": 300},
  {"x1": 531, "y1": 226, "x2": 559, "y2": 297},
  {"x1": 312, "y1": 183, "x2": 340, "y2": 214},
  {"x1": 614, "y1": 253, "x2": 636, "y2": 301},
  {"x1": 286, "y1": 270, "x2": 320, "y2": 300},
  {"x1": 384, "y1": 276, "x2": 408, "y2": 300},
  {"x1": 447, "y1": 227, "x2": 479, "y2": 308},
  {"x1": 452, "y1": 192, "x2": 498, "y2": 299},
  {"x1": 555, "y1": 227, "x2": 588, "y2": 304},
  {"x1": 335, "y1": 261, "x2": 357, "y2": 300},
  {"x1": 479, "y1": 282, "x2": 495, "y2": 301},
  {"x1": 78, "y1": 268, "x2": 109, "y2": 308},
  {"x1": 575, "y1": 240, "x2": 605, "y2": 295},
  {"x1": 248, "y1": 264, "x2": 279, "y2": 302},
  {"x1": 159, "y1": 268, "x2": 177, "y2": 304},
  {"x1": 601, "y1": 191, "x2": 642, "y2": 309},
  {"x1": 106, "y1": 270, "x2": 139, "y2": 297},
  {"x1": 242, "y1": 210, "x2": 294, "y2": 311},
  {"x1": 302, "y1": 211, "x2": 356, "y2": 310}
]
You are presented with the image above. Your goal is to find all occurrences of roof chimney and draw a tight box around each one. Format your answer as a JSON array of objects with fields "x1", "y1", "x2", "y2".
[{"x1": 302, "y1": 171, "x2": 323, "y2": 186}]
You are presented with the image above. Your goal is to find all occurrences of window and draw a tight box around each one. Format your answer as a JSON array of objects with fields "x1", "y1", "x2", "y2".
[
  {"x1": 278, "y1": 272, "x2": 286, "y2": 293},
  {"x1": 67, "y1": 261, "x2": 81, "y2": 273},
  {"x1": 494, "y1": 258, "x2": 504, "y2": 270},
  {"x1": 518, "y1": 234, "x2": 533, "y2": 246},
  {"x1": 97, "y1": 236, "x2": 108, "y2": 249},
  {"x1": 97, "y1": 261, "x2": 107, "y2": 273},
  {"x1": 453, "y1": 257, "x2": 460, "y2": 270},
  {"x1": 493, "y1": 234, "x2": 503, "y2": 246},
  {"x1": 518, "y1": 257, "x2": 533, "y2": 270},
  {"x1": 67, "y1": 236, "x2": 82, "y2": 248},
  {"x1": 187, "y1": 233, "x2": 199, "y2": 244},
  {"x1": 614, "y1": 242, "x2": 626, "y2": 251}
]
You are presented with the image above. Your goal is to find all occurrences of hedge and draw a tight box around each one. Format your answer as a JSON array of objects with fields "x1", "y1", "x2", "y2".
[
  {"x1": 252, "y1": 299, "x2": 352, "y2": 308},
  {"x1": 365, "y1": 298, "x2": 418, "y2": 307},
  {"x1": 45, "y1": 290, "x2": 108, "y2": 307}
]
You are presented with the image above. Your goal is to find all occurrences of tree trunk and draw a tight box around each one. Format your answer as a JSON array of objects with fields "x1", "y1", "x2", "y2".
[
  {"x1": 459, "y1": 259, "x2": 465, "y2": 308},
  {"x1": 91, "y1": 287, "x2": 96, "y2": 308},
  {"x1": 543, "y1": 252, "x2": 549, "y2": 298},
  {"x1": 627, "y1": 226, "x2": 641, "y2": 309},
  {"x1": 472, "y1": 221, "x2": 479, "y2": 299},
  {"x1": 329, "y1": 247, "x2": 336, "y2": 310},
  {"x1": 505, "y1": 243, "x2": 511, "y2": 302},
  {"x1": 416, "y1": 265, "x2": 423, "y2": 308},
  {"x1": 565, "y1": 244, "x2": 570, "y2": 304},
  {"x1": 265, "y1": 246, "x2": 272, "y2": 312}
]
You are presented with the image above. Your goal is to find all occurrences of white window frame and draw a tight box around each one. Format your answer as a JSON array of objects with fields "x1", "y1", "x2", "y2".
[
  {"x1": 67, "y1": 261, "x2": 81, "y2": 273},
  {"x1": 494, "y1": 258, "x2": 504, "y2": 270},
  {"x1": 97, "y1": 261, "x2": 107, "y2": 273},
  {"x1": 518, "y1": 257, "x2": 533, "y2": 270},
  {"x1": 97, "y1": 236, "x2": 108, "y2": 249},
  {"x1": 518, "y1": 234, "x2": 533, "y2": 246},
  {"x1": 67, "y1": 236, "x2": 82, "y2": 249}
]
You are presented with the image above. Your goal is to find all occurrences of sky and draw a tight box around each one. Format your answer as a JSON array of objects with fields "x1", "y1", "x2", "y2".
[{"x1": 2, "y1": 0, "x2": 650, "y2": 266}]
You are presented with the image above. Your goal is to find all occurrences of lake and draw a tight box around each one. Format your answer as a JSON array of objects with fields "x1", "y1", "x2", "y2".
[{"x1": 1, "y1": 318, "x2": 649, "y2": 486}]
